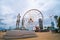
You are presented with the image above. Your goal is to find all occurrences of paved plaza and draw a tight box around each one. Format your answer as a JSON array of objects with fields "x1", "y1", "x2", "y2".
[{"x1": 0, "y1": 32, "x2": 60, "y2": 40}]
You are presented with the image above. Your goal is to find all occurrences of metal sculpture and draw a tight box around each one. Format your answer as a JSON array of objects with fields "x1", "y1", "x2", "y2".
[{"x1": 21, "y1": 9, "x2": 43, "y2": 30}]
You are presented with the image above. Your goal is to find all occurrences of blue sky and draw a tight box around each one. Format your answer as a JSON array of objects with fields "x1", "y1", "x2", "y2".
[{"x1": 0, "y1": 0, "x2": 60, "y2": 29}]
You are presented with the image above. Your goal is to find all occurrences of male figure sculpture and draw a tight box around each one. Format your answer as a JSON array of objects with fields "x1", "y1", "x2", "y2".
[{"x1": 16, "y1": 13, "x2": 21, "y2": 29}]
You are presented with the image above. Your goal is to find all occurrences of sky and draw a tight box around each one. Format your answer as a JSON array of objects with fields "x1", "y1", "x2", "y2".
[{"x1": 0, "y1": 0, "x2": 60, "y2": 29}]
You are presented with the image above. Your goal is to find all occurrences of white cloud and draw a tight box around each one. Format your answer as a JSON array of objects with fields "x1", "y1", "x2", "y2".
[
  {"x1": 0, "y1": 0, "x2": 60, "y2": 29},
  {"x1": 1, "y1": 5, "x2": 16, "y2": 26},
  {"x1": 1, "y1": 5, "x2": 14, "y2": 15}
]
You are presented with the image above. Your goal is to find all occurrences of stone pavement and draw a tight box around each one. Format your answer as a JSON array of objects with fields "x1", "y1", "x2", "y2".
[{"x1": 4, "y1": 30, "x2": 37, "y2": 39}]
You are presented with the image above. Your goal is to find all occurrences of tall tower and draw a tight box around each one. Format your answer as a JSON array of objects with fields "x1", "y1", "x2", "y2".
[
  {"x1": 16, "y1": 13, "x2": 21, "y2": 30},
  {"x1": 39, "y1": 18, "x2": 43, "y2": 30}
]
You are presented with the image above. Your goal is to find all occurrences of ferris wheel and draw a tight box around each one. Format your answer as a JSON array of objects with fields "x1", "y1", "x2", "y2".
[{"x1": 21, "y1": 9, "x2": 43, "y2": 30}]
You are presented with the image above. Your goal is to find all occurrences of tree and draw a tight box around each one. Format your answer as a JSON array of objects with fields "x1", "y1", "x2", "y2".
[
  {"x1": 54, "y1": 15, "x2": 58, "y2": 23},
  {"x1": 54, "y1": 15, "x2": 60, "y2": 29},
  {"x1": 57, "y1": 16, "x2": 60, "y2": 29}
]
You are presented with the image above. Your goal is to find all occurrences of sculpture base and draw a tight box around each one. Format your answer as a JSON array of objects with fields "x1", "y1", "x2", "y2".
[
  {"x1": 20, "y1": 27, "x2": 28, "y2": 30},
  {"x1": 4, "y1": 30, "x2": 37, "y2": 39}
]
